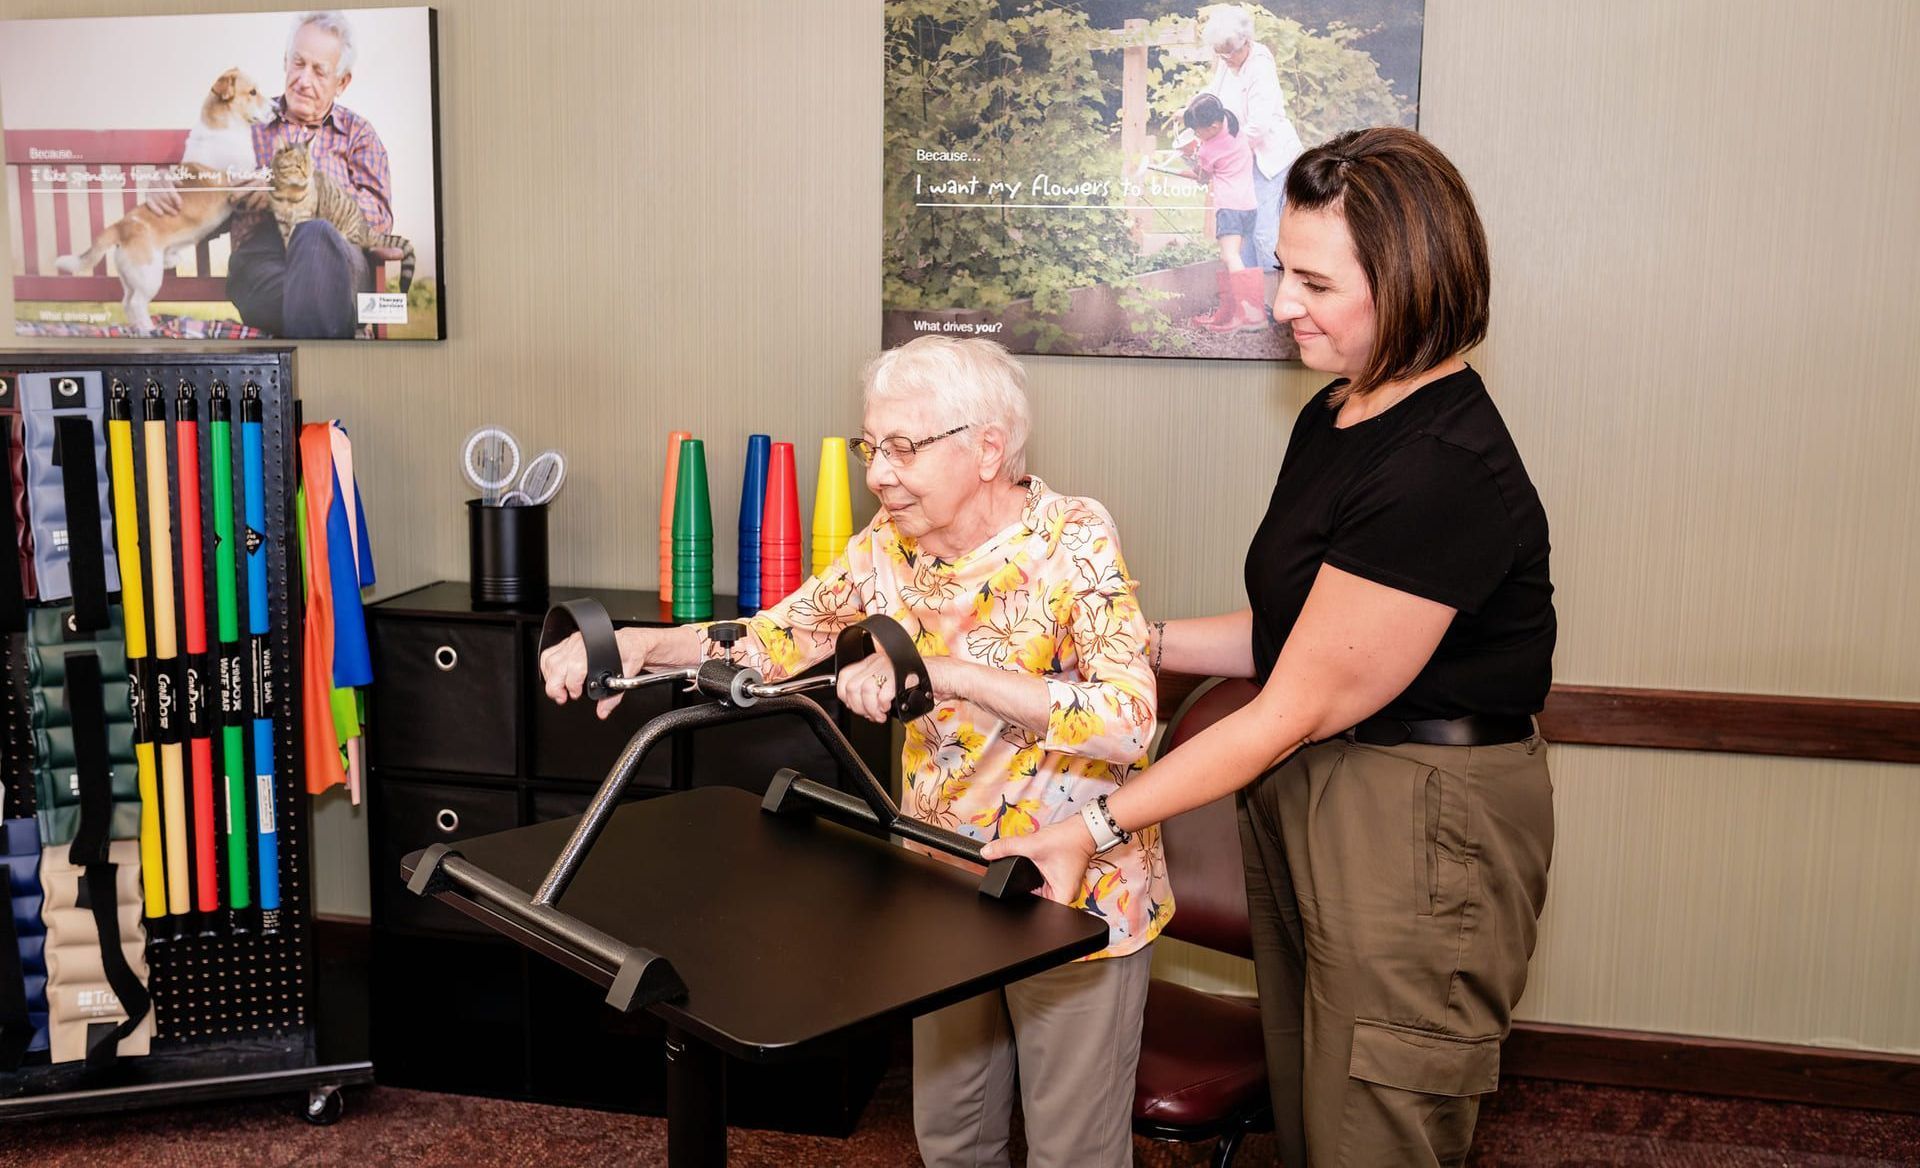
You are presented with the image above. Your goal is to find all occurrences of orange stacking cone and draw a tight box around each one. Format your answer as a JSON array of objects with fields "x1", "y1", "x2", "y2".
[
  {"x1": 658, "y1": 430, "x2": 690, "y2": 603},
  {"x1": 811, "y1": 437, "x2": 853, "y2": 576},
  {"x1": 761, "y1": 441, "x2": 803, "y2": 606}
]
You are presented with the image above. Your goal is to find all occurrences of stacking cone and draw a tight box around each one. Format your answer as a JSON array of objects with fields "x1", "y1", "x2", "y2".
[
  {"x1": 737, "y1": 435, "x2": 770, "y2": 613},
  {"x1": 811, "y1": 437, "x2": 854, "y2": 576},
  {"x1": 658, "y1": 430, "x2": 690, "y2": 603},
  {"x1": 671, "y1": 438, "x2": 713, "y2": 621},
  {"x1": 760, "y1": 441, "x2": 803, "y2": 606}
]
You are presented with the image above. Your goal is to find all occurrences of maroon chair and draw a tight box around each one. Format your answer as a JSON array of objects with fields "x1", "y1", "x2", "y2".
[{"x1": 1133, "y1": 676, "x2": 1271, "y2": 1168}]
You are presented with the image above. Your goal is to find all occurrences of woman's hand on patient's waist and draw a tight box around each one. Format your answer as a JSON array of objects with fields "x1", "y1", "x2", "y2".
[{"x1": 981, "y1": 816, "x2": 1095, "y2": 905}]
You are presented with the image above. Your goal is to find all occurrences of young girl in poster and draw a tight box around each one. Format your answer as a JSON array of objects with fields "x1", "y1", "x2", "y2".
[{"x1": 1182, "y1": 92, "x2": 1266, "y2": 332}]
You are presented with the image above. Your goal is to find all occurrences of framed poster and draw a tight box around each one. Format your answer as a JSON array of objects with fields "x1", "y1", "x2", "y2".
[
  {"x1": 1, "y1": 7, "x2": 443, "y2": 341},
  {"x1": 883, "y1": 1, "x2": 1423, "y2": 360}
]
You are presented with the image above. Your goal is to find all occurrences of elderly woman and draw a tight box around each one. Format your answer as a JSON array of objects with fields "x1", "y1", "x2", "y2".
[
  {"x1": 988, "y1": 128, "x2": 1556, "y2": 1166},
  {"x1": 542, "y1": 335, "x2": 1167, "y2": 1168},
  {"x1": 1201, "y1": 5, "x2": 1302, "y2": 278}
]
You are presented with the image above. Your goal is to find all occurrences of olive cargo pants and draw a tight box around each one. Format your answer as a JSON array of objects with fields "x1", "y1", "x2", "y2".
[{"x1": 1240, "y1": 732, "x2": 1554, "y2": 1166}]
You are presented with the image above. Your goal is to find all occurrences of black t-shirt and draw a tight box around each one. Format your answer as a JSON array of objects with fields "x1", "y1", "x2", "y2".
[{"x1": 1244, "y1": 367, "x2": 1555, "y2": 719}]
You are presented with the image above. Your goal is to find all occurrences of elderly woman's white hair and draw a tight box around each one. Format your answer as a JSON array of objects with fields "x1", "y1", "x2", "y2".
[
  {"x1": 1201, "y1": 4, "x2": 1255, "y2": 54},
  {"x1": 861, "y1": 336, "x2": 1032, "y2": 482},
  {"x1": 288, "y1": 10, "x2": 358, "y2": 76}
]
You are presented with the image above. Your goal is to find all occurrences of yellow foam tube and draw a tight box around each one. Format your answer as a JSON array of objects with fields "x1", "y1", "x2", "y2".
[{"x1": 106, "y1": 410, "x2": 166, "y2": 918}]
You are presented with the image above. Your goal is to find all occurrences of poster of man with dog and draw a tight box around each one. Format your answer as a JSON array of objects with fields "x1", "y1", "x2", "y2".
[
  {"x1": 0, "y1": 7, "x2": 441, "y2": 341},
  {"x1": 883, "y1": 1, "x2": 1422, "y2": 360}
]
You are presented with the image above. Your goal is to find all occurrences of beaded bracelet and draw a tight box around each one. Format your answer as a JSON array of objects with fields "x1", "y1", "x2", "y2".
[
  {"x1": 1096, "y1": 794, "x2": 1131, "y2": 844},
  {"x1": 1149, "y1": 620, "x2": 1167, "y2": 673}
]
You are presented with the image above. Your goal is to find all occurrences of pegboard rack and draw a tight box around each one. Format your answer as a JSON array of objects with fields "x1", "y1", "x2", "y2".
[{"x1": 0, "y1": 349, "x2": 371, "y2": 1123}]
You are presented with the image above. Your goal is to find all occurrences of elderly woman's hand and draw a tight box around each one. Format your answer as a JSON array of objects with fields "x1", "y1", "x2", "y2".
[
  {"x1": 838, "y1": 652, "x2": 966, "y2": 723},
  {"x1": 540, "y1": 627, "x2": 656, "y2": 720},
  {"x1": 980, "y1": 817, "x2": 1095, "y2": 905},
  {"x1": 835, "y1": 650, "x2": 898, "y2": 723}
]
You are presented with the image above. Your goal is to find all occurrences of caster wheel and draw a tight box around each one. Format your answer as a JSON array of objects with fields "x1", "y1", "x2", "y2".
[{"x1": 303, "y1": 1086, "x2": 344, "y2": 1126}]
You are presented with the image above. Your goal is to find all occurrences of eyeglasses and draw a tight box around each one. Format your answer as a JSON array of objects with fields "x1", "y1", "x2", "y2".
[{"x1": 848, "y1": 425, "x2": 969, "y2": 468}]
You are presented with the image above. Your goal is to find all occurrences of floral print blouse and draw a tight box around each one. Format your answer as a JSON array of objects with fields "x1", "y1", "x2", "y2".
[{"x1": 705, "y1": 476, "x2": 1171, "y2": 959}]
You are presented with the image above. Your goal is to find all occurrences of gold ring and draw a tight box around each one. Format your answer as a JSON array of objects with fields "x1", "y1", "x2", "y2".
[{"x1": 874, "y1": 676, "x2": 886, "y2": 690}]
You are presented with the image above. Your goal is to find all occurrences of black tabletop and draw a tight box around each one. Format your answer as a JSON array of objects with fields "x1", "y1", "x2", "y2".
[{"x1": 403, "y1": 787, "x2": 1109, "y2": 1060}]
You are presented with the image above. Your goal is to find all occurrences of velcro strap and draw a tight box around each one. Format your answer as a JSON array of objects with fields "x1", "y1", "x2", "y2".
[
  {"x1": 55, "y1": 417, "x2": 108, "y2": 634},
  {"x1": 78, "y1": 861, "x2": 148, "y2": 1069},
  {"x1": 64, "y1": 653, "x2": 113, "y2": 867},
  {"x1": 0, "y1": 425, "x2": 23, "y2": 634},
  {"x1": 538, "y1": 598, "x2": 623, "y2": 702},
  {"x1": 834, "y1": 615, "x2": 934, "y2": 722}
]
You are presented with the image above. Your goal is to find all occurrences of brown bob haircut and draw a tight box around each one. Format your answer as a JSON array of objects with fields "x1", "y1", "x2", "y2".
[{"x1": 1283, "y1": 126, "x2": 1490, "y2": 403}]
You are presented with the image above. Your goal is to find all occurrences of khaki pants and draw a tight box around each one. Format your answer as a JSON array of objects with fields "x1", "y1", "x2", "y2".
[
  {"x1": 1241, "y1": 733, "x2": 1553, "y2": 1167},
  {"x1": 912, "y1": 943, "x2": 1153, "y2": 1168}
]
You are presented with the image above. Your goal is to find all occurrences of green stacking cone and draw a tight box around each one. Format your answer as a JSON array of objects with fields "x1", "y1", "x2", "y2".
[{"x1": 672, "y1": 438, "x2": 713, "y2": 621}]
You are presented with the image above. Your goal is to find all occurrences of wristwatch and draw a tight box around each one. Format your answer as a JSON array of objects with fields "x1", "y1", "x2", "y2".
[{"x1": 1078, "y1": 794, "x2": 1131, "y2": 854}]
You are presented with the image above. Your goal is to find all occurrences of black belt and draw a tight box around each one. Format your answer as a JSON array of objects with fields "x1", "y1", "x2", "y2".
[{"x1": 1347, "y1": 713, "x2": 1534, "y2": 747}]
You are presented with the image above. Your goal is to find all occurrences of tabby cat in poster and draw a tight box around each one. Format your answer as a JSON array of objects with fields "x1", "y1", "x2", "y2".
[{"x1": 267, "y1": 139, "x2": 415, "y2": 292}]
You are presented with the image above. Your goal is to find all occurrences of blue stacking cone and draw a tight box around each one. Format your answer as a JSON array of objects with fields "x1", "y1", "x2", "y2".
[{"x1": 737, "y1": 435, "x2": 769, "y2": 613}]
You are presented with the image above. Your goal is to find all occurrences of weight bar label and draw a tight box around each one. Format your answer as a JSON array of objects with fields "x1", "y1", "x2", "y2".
[
  {"x1": 250, "y1": 640, "x2": 274, "y2": 713},
  {"x1": 218, "y1": 649, "x2": 244, "y2": 725}
]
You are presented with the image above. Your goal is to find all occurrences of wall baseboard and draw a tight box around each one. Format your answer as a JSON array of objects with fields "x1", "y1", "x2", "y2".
[{"x1": 1504, "y1": 1021, "x2": 1920, "y2": 1114}]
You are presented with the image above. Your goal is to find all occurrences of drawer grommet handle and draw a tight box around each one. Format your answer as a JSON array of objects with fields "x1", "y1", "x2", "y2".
[
  {"x1": 433, "y1": 645, "x2": 459, "y2": 671},
  {"x1": 435, "y1": 808, "x2": 460, "y2": 834}
]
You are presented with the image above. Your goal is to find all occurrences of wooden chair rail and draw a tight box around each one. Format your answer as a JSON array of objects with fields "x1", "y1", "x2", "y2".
[{"x1": 1153, "y1": 674, "x2": 1920, "y2": 765}]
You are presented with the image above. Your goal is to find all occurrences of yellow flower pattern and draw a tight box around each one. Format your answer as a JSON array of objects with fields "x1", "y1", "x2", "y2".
[{"x1": 706, "y1": 477, "x2": 1170, "y2": 960}]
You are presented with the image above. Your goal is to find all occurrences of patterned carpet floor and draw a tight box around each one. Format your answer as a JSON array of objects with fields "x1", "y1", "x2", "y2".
[{"x1": 4, "y1": 1069, "x2": 1916, "y2": 1166}]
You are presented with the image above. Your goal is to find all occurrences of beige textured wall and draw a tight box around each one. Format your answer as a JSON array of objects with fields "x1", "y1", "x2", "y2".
[{"x1": 2, "y1": 0, "x2": 1914, "y2": 1055}]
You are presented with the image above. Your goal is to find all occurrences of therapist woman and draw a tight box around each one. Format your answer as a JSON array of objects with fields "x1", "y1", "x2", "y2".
[{"x1": 986, "y1": 126, "x2": 1556, "y2": 1167}]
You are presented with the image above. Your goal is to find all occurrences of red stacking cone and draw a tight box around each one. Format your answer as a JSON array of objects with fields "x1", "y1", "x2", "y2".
[{"x1": 760, "y1": 440, "x2": 803, "y2": 606}]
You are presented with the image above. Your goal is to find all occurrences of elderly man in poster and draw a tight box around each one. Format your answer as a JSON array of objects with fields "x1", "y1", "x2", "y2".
[
  {"x1": 1201, "y1": 5, "x2": 1302, "y2": 276},
  {"x1": 156, "y1": 10, "x2": 397, "y2": 338}
]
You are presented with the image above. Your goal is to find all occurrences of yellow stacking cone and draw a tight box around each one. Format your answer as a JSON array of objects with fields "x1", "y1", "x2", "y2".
[{"x1": 811, "y1": 437, "x2": 854, "y2": 575}]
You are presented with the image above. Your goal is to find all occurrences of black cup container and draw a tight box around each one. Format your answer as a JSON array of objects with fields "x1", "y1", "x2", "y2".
[{"x1": 469, "y1": 498, "x2": 549, "y2": 607}]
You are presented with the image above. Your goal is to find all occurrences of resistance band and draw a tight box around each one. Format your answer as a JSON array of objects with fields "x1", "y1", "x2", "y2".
[
  {"x1": 143, "y1": 384, "x2": 188, "y2": 917},
  {"x1": 104, "y1": 384, "x2": 165, "y2": 920},
  {"x1": 209, "y1": 385, "x2": 251, "y2": 914},
  {"x1": 176, "y1": 384, "x2": 217, "y2": 914},
  {"x1": 241, "y1": 385, "x2": 279, "y2": 919}
]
